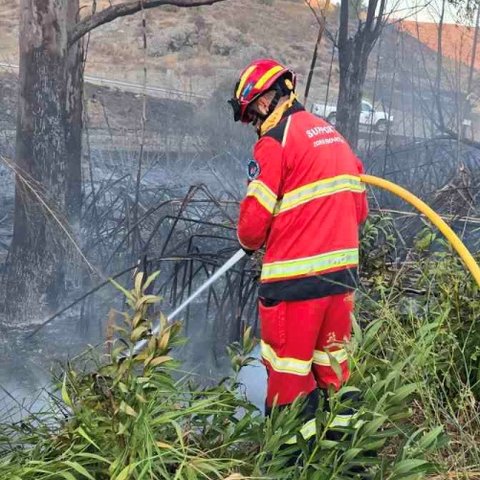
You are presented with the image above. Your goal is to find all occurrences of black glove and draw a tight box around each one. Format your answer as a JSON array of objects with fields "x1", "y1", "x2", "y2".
[{"x1": 240, "y1": 245, "x2": 255, "y2": 256}]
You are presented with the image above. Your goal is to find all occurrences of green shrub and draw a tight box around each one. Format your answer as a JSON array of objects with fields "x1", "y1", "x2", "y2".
[
  {"x1": 358, "y1": 218, "x2": 480, "y2": 472},
  {"x1": 0, "y1": 269, "x2": 449, "y2": 479}
]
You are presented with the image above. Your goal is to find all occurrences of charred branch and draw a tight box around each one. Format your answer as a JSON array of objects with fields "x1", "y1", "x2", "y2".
[{"x1": 304, "y1": 0, "x2": 331, "y2": 106}]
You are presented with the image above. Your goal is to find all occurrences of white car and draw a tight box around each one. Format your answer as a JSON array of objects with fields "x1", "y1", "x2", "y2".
[{"x1": 311, "y1": 99, "x2": 393, "y2": 132}]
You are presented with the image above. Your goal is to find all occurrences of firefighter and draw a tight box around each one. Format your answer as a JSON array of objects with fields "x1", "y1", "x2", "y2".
[{"x1": 228, "y1": 59, "x2": 369, "y2": 444}]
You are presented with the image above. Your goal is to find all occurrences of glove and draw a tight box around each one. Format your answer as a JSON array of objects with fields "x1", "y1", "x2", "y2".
[{"x1": 240, "y1": 244, "x2": 255, "y2": 256}]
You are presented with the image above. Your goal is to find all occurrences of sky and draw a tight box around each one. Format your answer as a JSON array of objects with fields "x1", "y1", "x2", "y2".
[
  {"x1": 389, "y1": 0, "x2": 470, "y2": 25},
  {"x1": 326, "y1": 0, "x2": 477, "y2": 25}
]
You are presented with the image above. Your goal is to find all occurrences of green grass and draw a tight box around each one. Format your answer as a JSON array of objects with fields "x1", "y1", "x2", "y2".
[{"x1": 0, "y1": 218, "x2": 479, "y2": 479}]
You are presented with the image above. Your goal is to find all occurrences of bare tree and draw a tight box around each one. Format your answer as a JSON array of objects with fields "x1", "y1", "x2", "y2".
[
  {"x1": 467, "y1": 5, "x2": 480, "y2": 97},
  {"x1": 434, "y1": 0, "x2": 447, "y2": 130},
  {"x1": 3, "y1": 0, "x2": 227, "y2": 325},
  {"x1": 335, "y1": 0, "x2": 387, "y2": 148},
  {"x1": 303, "y1": 0, "x2": 331, "y2": 108}
]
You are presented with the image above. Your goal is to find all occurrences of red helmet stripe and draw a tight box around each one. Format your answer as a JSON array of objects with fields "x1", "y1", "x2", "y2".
[
  {"x1": 254, "y1": 65, "x2": 284, "y2": 90},
  {"x1": 236, "y1": 65, "x2": 257, "y2": 98}
]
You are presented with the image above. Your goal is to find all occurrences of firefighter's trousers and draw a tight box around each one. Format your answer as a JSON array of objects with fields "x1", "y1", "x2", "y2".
[{"x1": 259, "y1": 292, "x2": 353, "y2": 409}]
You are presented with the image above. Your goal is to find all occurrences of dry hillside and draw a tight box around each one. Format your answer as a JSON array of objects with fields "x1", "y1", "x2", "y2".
[
  {"x1": 398, "y1": 20, "x2": 480, "y2": 71},
  {"x1": 0, "y1": 0, "x2": 338, "y2": 98},
  {"x1": 1, "y1": 0, "x2": 479, "y2": 132}
]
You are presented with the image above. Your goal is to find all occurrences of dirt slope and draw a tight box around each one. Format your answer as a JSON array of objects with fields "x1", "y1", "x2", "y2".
[{"x1": 0, "y1": 0, "x2": 336, "y2": 97}]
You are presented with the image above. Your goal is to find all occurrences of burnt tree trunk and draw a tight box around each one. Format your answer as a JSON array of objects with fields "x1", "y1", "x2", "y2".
[
  {"x1": 3, "y1": 0, "x2": 227, "y2": 326},
  {"x1": 434, "y1": 0, "x2": 446, "y2": 131},
  {"x1": 336, "y1": 33, "x2": 370, "y2": 148},
  {"x1": 66, "y1": 1, "x2": 84, "y2": 223},
  {"x1": 3, "y1": 0, "x2": 83, "y2": 324},
  {"x1": 335, "y1": 0, "x2": 386, "y2": 149}
]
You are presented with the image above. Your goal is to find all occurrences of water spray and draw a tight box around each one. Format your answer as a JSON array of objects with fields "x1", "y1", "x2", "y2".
[{"x1": 131, "y1": 248, "x2": 246, "y2": 356}]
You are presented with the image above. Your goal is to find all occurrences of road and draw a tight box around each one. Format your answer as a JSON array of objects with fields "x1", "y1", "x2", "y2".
[{"x1": 0, "y1": 62, "x2": 207, "y2": 102}]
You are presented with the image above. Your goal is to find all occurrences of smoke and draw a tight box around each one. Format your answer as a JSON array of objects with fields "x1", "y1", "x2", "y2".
[
  {"x1": 237, "y1": 345, "x2": 267, "y2": 414},
  {"x1": 0, "y1": 342, "x2": 51, "y2": 422}
]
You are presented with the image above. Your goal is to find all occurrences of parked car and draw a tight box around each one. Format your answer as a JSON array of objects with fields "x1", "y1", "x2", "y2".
[{"x1": 311, "y1": 99, "x2": 393, "y2": 132}]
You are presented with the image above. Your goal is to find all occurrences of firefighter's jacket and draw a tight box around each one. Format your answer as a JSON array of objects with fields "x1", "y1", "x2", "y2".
[{"x1": 238, "y1": 102, "x2": 368, "y2": 301}]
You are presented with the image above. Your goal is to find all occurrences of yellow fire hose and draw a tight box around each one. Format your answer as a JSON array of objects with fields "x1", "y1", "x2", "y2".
[{"x1": 360, "y1": 174, "x2": 480, "y2": 288}]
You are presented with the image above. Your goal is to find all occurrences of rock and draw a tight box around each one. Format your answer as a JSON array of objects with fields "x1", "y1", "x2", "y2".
[{"x1": 149, "y1": 24, "x2": 200, "y2": 57}]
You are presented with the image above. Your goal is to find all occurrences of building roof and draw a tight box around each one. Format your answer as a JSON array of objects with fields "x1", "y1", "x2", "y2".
[{"x1": 397, "y1": 20, "x2": 480, "y2": 71}]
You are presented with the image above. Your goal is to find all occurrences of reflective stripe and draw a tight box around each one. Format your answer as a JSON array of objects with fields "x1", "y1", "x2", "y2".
[
  {"x1": 282, "y1": 115, "x2": 292, "y2": 147},
  {"x1": 276, "y1": 175, "x2": 365, "y2": 214},
  {"x1": 285, "y1": 418, "x2": 316, "y2": 445},
  {"x1": 313, "y1": 348, "x2": 348, "y2": 367},
  {"x1": 285, "y1": 413, "x2": 357, "y2": 445},
  {"x1": 261, "y1": 340, "x2": 312, "y2": 376},
  {"x1": 261, "y1": 248, "x2": 358, "y2": 281},
  {"x1": 331, "y1": 416, "x2": 351, "y2": 427},
  {"x1": 236, "y1": 65, "x2": 257, "y2": 98},
  {"x1": 246, "y1": 180, "x2": 278, "y2": 214},
  {"x1": 254, "y1": 65, "x2": 284, "y2": 90},
  {"x1": 330, "y1": 413, "x2": 355, "y2": 428}
]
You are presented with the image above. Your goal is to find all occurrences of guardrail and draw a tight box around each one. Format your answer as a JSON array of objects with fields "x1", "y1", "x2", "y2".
[{"x1": 0, "y1": 62, "x2": 208, "y2": 101}]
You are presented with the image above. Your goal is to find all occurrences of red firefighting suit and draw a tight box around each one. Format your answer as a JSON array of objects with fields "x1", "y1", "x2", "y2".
[{"x1": 237, "y1": 101, "x2": 368, "y2": 411}]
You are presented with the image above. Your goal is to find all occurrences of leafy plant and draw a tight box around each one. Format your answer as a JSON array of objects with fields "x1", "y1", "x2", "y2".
[
  {"x1": 360, "y1": 213, "x2": 398, "y2": 277},
  {"x1": 0, "y1": 266, "x2": 459, "y2": 479},
  {"x1": 0, "y1": 272, "x2": 263, "y2": 479}
]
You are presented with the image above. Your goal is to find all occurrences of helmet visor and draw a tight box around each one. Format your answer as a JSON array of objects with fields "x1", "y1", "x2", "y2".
[{"x1": 228, "y1": 98, "x2": 242, "y2": 122}]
